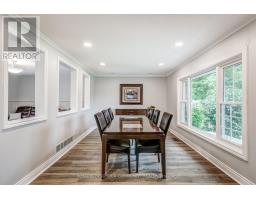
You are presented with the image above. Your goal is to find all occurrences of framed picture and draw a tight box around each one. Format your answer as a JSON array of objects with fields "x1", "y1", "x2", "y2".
[{"x1": 120, "y1": 84, "x2": 143, "y2": 105}]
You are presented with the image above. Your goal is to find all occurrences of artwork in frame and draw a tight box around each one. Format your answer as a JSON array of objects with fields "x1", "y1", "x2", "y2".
[{"x1": 120, "y1": 84, "x2": 143, "y2": 105}]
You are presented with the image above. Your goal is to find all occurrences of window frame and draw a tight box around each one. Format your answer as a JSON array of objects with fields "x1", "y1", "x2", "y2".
[
  {"x1": 177, "y1": 49, "x2": 248, "y2": 161},
  {"x1": 57, "y1": 57, "x2": 79, "y2": 117},
  {"x1": 81, "y1": 70, "x2": 91, "y2": 111},
  {"x1": 2, "y1": 48, "x2": 48, "y2": 129}
]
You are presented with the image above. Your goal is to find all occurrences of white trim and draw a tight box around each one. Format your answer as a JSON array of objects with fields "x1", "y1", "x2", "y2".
[
  {"x1": 56, "y1": 110, "x2": 78, "y2": 118},
  {"x1": 176, "y1": 49, "x2": 248, "y2": 160},
  {"x1": 167, "y1": 16, "x2": 256, "y2": 77},
  {"x1": 169, "y1": 128, "x2": 254, "y2": 185},
  {"x1": 15, "y1": 126, "x2": 96, "y2": 185},
  {"x1": 80, "y1": 70, "x2": 91, "y2": 111},
  {"x1": 2, "y1": 48, "x2": 48, "y2": 130},
  {"x1": 177, "y1": 123, "x2": 246, "y2": 160},
  {"x1": 94, "y1": 74, "x2": 167, "y2": 78},
  {"x1": 57, "y1": 56, "x2": 79, "y2": 117},
  {"x1": 40, "y1": 32, "x2": 95, "y2": 76}
]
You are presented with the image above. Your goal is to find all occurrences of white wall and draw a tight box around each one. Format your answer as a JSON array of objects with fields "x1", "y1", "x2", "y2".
[
  {"x1": 93, "y1": 77, "x2": 167, "y2": 112},
  {"x1": 167, "y1": 20, "x2": 256, "y2": 183},
  {"x1": 0, "y1": 20, "x2": 95, "y2": 184}
]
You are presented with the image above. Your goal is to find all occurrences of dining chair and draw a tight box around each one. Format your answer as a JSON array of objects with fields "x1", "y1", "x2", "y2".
[
  {"x1": 152, "y1": 109, "x2": 160, "y2": 125},
  {"x1": 135, "y1": 112, "x2": 173, "y2": 173},
  {"x1": 148, "y1": 108, "x2": 154, "y2": 120},
  {"x1": 102, "y1": 109, "x2": 112, "y2": 125},
  {"x1": 107, "y1": 108, "x2": 114, "y2": 121},
  {"x1": 94, "y1": 112, "x2": 131, "y2": 173}
]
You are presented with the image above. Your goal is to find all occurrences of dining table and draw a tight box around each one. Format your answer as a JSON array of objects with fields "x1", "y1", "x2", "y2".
[{"x1": 101, "y1": 115, "x2": 166, "y2": 179}]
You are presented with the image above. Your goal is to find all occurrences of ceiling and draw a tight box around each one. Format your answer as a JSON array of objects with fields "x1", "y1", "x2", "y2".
[{"x1": 39, "y1": 15, "x2": 255, "y2": 77}]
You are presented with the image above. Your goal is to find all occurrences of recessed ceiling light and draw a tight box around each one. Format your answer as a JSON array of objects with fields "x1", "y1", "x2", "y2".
[
  {"x1": 99, "y1": 62, "x2": 106, "y2": 66},
  {"x1": 8, "y1": 67, "x2": 23, "y2": 74},
  {"x1": 83, "y1": 42, "x2": 93, "y2": 48},
  {"x1": 175, "y1": 41, "x2": 184, "y2": 47},
  {"x1": 158, "y1": 62, "x2": 165, "y2": 66}
]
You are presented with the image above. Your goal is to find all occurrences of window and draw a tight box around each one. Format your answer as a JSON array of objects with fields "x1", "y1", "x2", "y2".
[
  {"x1": 191, "y1": 71, "x2": 216, "y2": 134},
  {"x1": 81, "y1": 72, "x2": 90, "y2": 110},
  {"x1": 3, "y1": 51, "x2": 47, "y2": 128},
  {"x1": 58, "y1": 58, "x2": 78, "y2": 116},
  {"x1": 177, "y1": 53, "x2": 247, "y2": 159},
  {"x1": 180, "y1": 79, "x2": 189, "y2": 125},
  {"x1": 221, "y1": 61, "x2": 243, "y2": 144}
]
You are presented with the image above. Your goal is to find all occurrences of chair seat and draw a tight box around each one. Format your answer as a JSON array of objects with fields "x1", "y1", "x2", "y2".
[
  {"x1": 107, "y1": 139, "x2": 130, "y2": 152},
  {"x1": 136, "y1": 140, "x2": 160, "y2": 153},
  {"x1": 137, "y1": 139, "x2": 160, "y2": 146}
]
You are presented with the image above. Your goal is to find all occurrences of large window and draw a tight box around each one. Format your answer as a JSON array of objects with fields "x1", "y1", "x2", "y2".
[
  {"x1": 57, "y1": 58, "x2": 78, "y2": 116},
  {"x1": 3, "y1": 51, "x2": 47, "y2": 128},
  {"x1": 178, "y1": 54, "x2": 246, "y2": 159}
]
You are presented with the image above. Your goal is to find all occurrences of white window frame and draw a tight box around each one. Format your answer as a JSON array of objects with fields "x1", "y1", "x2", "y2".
[
  {"x1": 57, "y1": 57, "x2": 79, "y2": 117},
  {"x1": 179, "y1": 78, "x2": 190, "y2": 125},
  {"x1": 81, "y1": 71, "x2": 91, "y2": 111},
  {"x1": 177, "y1": 48, "x2": 248, "y2": 161},
  {"x1": 2, "y1": 48, "x2": 48, "y2": 129}
]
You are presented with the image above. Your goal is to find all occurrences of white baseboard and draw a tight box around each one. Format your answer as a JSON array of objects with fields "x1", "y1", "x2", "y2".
[
  {"x1": 15, "y1": 126, "x2": 97, "y2": 185},
  {"x1": 169, "y1": 128, "x2": 254, "y2": 185}
]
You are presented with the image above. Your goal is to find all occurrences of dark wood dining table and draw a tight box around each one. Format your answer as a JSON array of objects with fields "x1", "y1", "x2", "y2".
[{"x1": 101, "y1": 115, "x2": 166, "y2": 179}]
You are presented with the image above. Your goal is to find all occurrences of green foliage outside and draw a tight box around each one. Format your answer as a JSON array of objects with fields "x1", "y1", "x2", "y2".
[
  {"x1": 191, "y1": 72, "x2": 216, "y2": 133},
  {"x1": 190, "y1": 63, "x2": 242, "y2": 142}
]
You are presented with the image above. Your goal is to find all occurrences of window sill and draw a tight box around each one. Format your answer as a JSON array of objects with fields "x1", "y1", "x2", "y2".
[
  {"x1": 3, "y1": 117, "x2": 47, "y2": 130},
  {"x1": 177, "y1": 123, "x2": 248, "y2": 161},
  {"x1": 81, "y1": 107, "x2": 90, "y2": 112},
  {"x1": 57, "y1": 110, "x2": 78, "y2": 118}
]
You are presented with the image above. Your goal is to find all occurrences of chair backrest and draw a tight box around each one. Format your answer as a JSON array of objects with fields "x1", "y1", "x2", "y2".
[
  {"x1": 107, "y1": 108, "x2": 114, "y2": 120},
  {"x1": 102, "y1": 109, "x2": 111, "y2": 125},
  {"x1": 94, "y1": 112, "x2": 107, "y2": 138},
  {"x1": 148, "y1": 109, "x2": 154, "y2": 120},
  {"x1": 159, "y1": 112, "x2": 173, "y2": 135},
  {"x1": 152, "y1": 109, "x2": 160, "y2": 125},
  {"x1": 146, "y1": 109, "x2": 150, "y2": 117}
]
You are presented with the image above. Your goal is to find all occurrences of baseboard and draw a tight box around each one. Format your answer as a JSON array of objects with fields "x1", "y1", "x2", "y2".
[
  {"x1": 169, "y1": 128, "x2": 254, "y2": 185},
  {"x1": 15, "y1": 126, "x2": 97, "y2": 185}
]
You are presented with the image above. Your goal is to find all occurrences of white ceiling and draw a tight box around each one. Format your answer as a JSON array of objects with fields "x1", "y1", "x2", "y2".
[{"x1": 39, "y1": 14, "x2": 255, "y2": 77}]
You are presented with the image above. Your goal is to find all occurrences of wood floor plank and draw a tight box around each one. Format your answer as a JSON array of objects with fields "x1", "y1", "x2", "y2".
[{"x1": 32, "y1": 130, "x2": 237, "y2": 185}]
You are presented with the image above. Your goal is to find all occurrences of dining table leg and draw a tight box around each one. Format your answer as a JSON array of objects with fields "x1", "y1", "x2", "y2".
[
  {"x1": 101, "y1": 135, "x2": 107, "y2": 179},
  {"x1": 160, "y1": 137, "x2": 166, "y2": 179}
]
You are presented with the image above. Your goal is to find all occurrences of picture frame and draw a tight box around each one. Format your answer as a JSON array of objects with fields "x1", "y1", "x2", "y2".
[{"x1": 120, "y1": 84, "x2": 143, "y2": 105}]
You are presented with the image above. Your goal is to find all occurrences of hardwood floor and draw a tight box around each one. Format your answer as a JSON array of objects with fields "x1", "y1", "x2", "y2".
[{"x1": 32, "y1": 130, "x2": 237, "y2": 184}]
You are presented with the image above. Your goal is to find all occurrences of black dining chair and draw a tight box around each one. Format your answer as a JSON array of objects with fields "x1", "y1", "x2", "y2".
[
  {"x1": 107, "y1": 108, "x2": 114, "y2": 121},
  {"x1": 148, "y1": 108, "x2": 154, "y2": 120},
  {"x1": 152, "y1": 109, "x2": 160, "y2": 125},
  {"x1": 135, "y1": 112, "x2": 173, "y2": 173},
  {"x1": 102, "y1": 109, "x2": 112, "y2": 125},
  {"x1": 94, "y1": 112, "x2": 131, "y2": 173}
]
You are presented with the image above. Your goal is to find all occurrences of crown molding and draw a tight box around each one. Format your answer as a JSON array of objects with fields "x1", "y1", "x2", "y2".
[
  {"x1": 94, "y1": 73, "x2": 168, "y2": 78},
  {"x1": 40, "y1": 32, "x2": 96, "y2": 76},
  {"x1": 166, "y1": 15, "x2": 256, "y2": 77}
]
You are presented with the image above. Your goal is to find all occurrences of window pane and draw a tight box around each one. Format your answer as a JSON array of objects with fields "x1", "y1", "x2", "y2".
[
  {"x1": 182, "y1": 79, "x2": 188, "y2": 100},
  {"x1": 180, "y1": 102, "x2": 188, "y2": 124},
  {"x1": 59, "y1": 62, "x2": 74, "y2": 112},
  {"x1": 191, "y1": 71, "x2": 216, "y2": 134},
  {"x1": 222, "y1": 61, "x2": 243, "y2": 144},
  {"x1": 224, "y1": 62, "x2": 242, "y2": 102},
  {"x1": 8, "y1": 60, "x2": 36, "y2": 121},
  {"x1": 221, "y1": 104, "x2": 242, "y2": 144}
]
